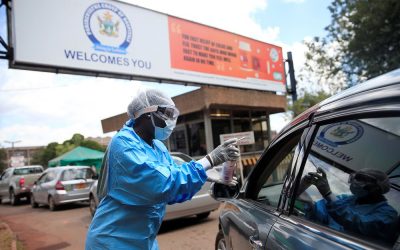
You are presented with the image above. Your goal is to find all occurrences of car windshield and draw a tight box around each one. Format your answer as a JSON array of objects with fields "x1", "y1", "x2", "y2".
[
  {"x1": 61, "y1": 168, "x2": 93, "y2": 181},
  {"x1": 14, "y1": 167, "x2": 43, "y2": 175}
]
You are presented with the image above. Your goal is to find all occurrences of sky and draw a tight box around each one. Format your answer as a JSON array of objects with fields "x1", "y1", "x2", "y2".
[{"x1": 0, "y1": 0, "x2": 330, "y2": 147}]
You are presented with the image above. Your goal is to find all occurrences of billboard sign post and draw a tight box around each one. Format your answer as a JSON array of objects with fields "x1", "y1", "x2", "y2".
[{"x1": 8, "y1": 0, "x2": 286, "y2": 92}]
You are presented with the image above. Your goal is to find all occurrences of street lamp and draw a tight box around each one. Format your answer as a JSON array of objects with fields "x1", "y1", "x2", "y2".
[{"x1": 4, "y1": 140, "x2": 21, "y2": 167}]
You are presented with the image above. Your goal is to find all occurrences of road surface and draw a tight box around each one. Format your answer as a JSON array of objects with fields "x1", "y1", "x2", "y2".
[{"x1": 0, "y1": 200, "x2": 220, "y2": 250}]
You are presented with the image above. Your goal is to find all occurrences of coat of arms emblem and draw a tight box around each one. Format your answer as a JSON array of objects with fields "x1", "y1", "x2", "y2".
[{"x1": 97, "y1": 11, "x2": 120, "y2": 37}]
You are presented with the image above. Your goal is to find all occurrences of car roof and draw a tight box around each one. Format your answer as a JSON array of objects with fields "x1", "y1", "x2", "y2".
[
  {"x1": 46, "y1": 166, "x2": 91, "y2": 172},
  {"x1": 276, "y1": 68, "x2": 400, "y2": 144},
  {"x1": 10, "y1": 165, "x2": 43, "y2": 169},
  {"x1": 319, "y1": 68, "x2": 400, "y2": 106}
]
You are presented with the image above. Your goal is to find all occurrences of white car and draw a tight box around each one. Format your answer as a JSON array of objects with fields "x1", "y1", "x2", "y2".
[
  {"x1": 31, "y1": 166, "x2": 96, "y2": 211},
  {"x1": 89, "y1": 152, "x2": 220, "y2": 220}
]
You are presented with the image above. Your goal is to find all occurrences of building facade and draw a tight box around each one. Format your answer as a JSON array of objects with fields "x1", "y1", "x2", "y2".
[
  {"x1": 101, "y1": 86, "x2": 286, "y2": 176},
  {"x1": 2, "y1": 146, "x2": 45, "y2": 168}
]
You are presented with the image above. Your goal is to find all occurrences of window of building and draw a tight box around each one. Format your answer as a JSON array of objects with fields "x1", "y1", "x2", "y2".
[
  {"x1": 169, "y1": 125, "x2": 189, "y2": 155},
  {"x1": 212, "y1": 119, "x2": 231, "y2": 150},
  {"x1": 252, "y1": 119, "x2": 269, "y2": 151},
  {"x1": 188, "y1": 122, "x2": 207, "y2": 156},
  {"x1": 210, "y1": 108, "x2": 231, "y2": 118}
]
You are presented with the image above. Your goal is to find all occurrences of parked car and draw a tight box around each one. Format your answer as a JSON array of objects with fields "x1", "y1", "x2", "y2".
[
  {"x1": 0, "y1": 165, "x2": 44, "y2": 205},
  {"x1": 211, "y1": 69, "x2": 400, "y2": 250},
  {"x1": 30, "y1": 166, "x2": 96, "y2": 211},
  {"x1": 89, "y1": 152, "x2": 220, "y2": 220}
]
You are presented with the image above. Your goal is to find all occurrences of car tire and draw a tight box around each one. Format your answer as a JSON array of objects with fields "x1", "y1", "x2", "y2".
[
  {"x1": 197, "y1": 212, "x2": 211, "y2": 220},
  {"x1": 215, "y1": 230, "x2": 226, "y2": 250},
  {"x1": 48, "y1": 196, "x2": 57, "y2": 211},
  {"x1": 9, "y1": 189, "x2": 19, "y2": 206},
  {"x1": 30, "y1": 194, "x2": 38, "y2": 208},
  {"x1": 89, "y1": 194, "x2": 97, "y2": 217}
]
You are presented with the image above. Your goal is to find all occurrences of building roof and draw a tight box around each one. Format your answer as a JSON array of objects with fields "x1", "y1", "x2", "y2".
[{"x1": 101, "y1": 86, "x2": 287, "y2": 133}]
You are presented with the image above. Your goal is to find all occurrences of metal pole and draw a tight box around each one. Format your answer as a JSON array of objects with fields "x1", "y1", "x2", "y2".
[{"x1": 287, "y1": 52, "x2": 297, "y2": 102}]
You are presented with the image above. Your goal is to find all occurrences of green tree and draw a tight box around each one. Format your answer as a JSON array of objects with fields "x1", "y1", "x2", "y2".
[
  {"x1": 70, "y1": 134, "x2": 85, "y2": 145},
  {"x1": 0, "y1": 148, "x2": 7, "y2": 173},
  {"x1": 34, "y1": 134, "x2": 107, "y2": 167},
  {"x1": 38, "y1": 142, "x2": 59, "y2": 168},
  {"x1": 30, "y1": 148, "x2": 44, "y2": 166},
  {"x1": 302, "y1": 0, "x2": 400, "y2": 91},
  {"x1": 289, "y1": 91, "x2": 331, "y2": 117},
  {"x1": 81, "y1": 140, "x2": 106, "y2": 152}
]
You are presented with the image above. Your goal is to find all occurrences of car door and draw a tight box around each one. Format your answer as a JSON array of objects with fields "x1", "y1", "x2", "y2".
[
  {"x1": 34, "y1": 172, "x2": 48, "y2": 203},
  {"x1": 0, "y1": 170, "x2": 11, "y2": 198},
  {"x1": 40, "y1": 171, "x2": 57, "y2": 203},
  {"x1": 268, "y1": 115, "x2": 400, "y2": 249},
  {"x1": 220, "y1": 125, "x2": 311, "y2": 250}
]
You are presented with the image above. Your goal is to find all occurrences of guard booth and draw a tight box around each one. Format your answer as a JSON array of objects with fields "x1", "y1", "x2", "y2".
[{"x1": 101, "y1": 85, "x2": 286, "y2": 177}]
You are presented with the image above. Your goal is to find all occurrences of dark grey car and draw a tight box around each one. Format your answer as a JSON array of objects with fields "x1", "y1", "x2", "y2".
[{"x1": 211, "y1": 69, "x2": 400, "y2": 249}]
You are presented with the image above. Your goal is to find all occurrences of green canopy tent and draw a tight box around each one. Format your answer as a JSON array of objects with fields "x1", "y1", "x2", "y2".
[{"x1": 48, "y1": 146, "x2": 105, "y2": 172}]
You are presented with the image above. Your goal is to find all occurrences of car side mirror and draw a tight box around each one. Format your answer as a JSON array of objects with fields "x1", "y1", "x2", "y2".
[
  {"x1": 209, "y1": 182, "x2": 240, "y2": 201},
  {"x1": 92, "y1": 174, "x2": 99, "y2": 180}
]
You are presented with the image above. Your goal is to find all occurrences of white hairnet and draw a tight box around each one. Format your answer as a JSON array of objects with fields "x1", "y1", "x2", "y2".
[{"x1": 127, "y1": 88, "x2": 175, "y2": 119}]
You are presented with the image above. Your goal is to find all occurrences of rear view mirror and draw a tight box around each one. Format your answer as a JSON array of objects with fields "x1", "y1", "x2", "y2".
[
  {"x1": 92, "y1": 174, "x2": 99, "y2": 180},
  {"x1": 209, "y1": 182, "x2": 240, "y2": 201}
]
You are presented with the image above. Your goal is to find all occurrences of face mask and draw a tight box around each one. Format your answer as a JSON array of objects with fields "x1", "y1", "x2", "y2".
[
  {"x1": 350, "y1": 182, "x2": 369, "y2": 198},
  {"x1": 151, "y1": 114, "x2": 176, "y2": 140}
]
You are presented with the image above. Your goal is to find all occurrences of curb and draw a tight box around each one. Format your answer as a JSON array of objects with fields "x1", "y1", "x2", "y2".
[{"x1": 1, "y1": 222, "x2": 17, "y2": 250}]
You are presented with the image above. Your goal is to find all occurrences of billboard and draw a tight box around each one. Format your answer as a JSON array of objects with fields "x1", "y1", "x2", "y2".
[{"x1": 9, "y1": 0, "x2": 286, "y2": 92}]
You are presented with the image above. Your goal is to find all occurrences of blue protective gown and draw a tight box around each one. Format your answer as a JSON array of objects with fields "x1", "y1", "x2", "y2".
[
  {"x1": 85, "y1": 120, "x2": 208, "y2": 250},
  {"x1": 307, "y1": 194, "x2": 398, "y2": 242}
]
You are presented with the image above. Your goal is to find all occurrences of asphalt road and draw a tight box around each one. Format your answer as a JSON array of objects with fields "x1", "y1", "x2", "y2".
[{"x1": 0, "y1": 199, "x2": 220, "y2": 250}]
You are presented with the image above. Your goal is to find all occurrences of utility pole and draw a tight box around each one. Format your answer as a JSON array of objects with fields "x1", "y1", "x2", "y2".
[
  {"x1": 4, "y1": 140, "x2": 21, "y2": 167},
  {"x1": 286, "y1": 51, "x2": 297, "y2": 102}
]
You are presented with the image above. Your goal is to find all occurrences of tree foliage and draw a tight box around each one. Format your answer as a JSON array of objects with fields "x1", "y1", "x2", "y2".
[
  {"x1": 32, "y1": 134, "x2": 106, "y2": 168},
  {"x1": 302, "y1": 0, "x2": 400, "y2": 92},
  {"x1": 0, "y1": 148, "x2": 7, "y2": 173},
  {"x1": 289, "y1": 91, "x2": 331, "y2": 117}
]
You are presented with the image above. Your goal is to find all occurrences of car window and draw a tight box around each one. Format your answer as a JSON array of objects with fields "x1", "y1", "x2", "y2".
[
  {"x1": 61, "y1": 168, "x2": 94, "y2": 181},
  {"x1": 294, "y1": 117, "x2": 400, "y2": 247},
  {"x1": 3, "y1": 170, "x2": 11, "y2": 179},
  {"x1": 44, "y1": 171, "x2": 57, "y2": 182},
  {"x1": 388, "y1": 163, "x2": 400, "y2": 187},
  {"x1": 37, "y1": 173, "x2": 48, "y2": 184},
  {"x1": 14, "y1": 167, "x2": 43, "y2": 175},
  {"x1": 255, "y1": 133, "x2": 302, "y2": 208}
]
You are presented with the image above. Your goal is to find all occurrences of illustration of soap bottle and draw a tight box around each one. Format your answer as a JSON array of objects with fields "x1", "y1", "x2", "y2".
[{"x1": 239, "y1": 41, "x2": 252, "y2": 71}]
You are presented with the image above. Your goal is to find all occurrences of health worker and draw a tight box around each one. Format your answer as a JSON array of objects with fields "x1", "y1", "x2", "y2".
[{"x1": 85, "y1": 88, "x2": 240, "y2": 250}]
